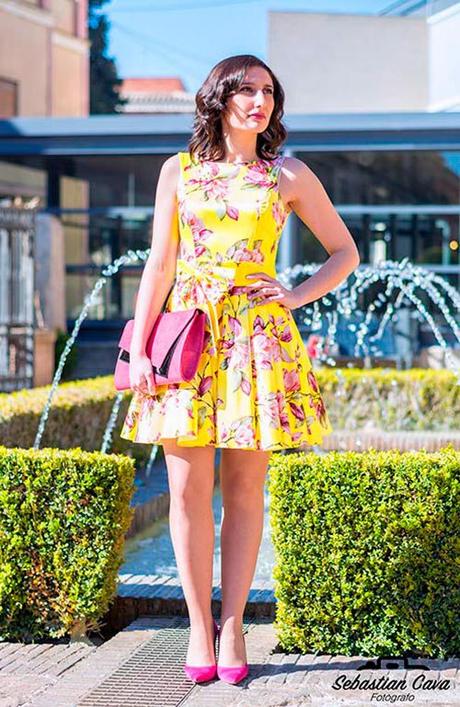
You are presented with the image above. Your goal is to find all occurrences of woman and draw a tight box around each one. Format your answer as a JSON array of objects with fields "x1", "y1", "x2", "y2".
[{"x1": 120, "y1": 54, "x2": 360, "y2": 685}]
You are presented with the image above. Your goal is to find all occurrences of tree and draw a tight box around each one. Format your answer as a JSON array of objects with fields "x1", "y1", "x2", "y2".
[{"x1": 89, "y1": 0, "x2": 128, "y2": 114}]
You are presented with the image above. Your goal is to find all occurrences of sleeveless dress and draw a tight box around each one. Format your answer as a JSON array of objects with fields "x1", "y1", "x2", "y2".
[{"x1": 119, "y1": 151, "x2": 333, "y2": 451}]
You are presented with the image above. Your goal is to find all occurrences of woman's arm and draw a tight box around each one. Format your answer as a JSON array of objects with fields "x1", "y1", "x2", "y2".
[
  {"x1": 130, "y1": 154, "x2": 180, "y2": 357},
  {"x1": 281, "y1": 157, "x2": 361, "y2": 308}
]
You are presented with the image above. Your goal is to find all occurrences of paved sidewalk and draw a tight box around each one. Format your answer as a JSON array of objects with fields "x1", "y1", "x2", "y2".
[
  {"x1": 0, "y1": 637, "x2": 98, "y2": 707},
  {"x1": 0, "y1": 617, "x2": 455, "y2": 707},
  {"x1": 182, "y1": 621, "x2": 460, "y2": 706}
]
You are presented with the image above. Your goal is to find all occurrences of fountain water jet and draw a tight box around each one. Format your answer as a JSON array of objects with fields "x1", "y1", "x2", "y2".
[{"x1": 32, "y1": 253, "x2": 460, "y2": 469}]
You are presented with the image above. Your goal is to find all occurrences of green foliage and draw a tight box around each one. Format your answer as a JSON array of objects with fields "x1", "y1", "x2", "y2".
[
  {"x1": 0, "y1": 367, "x2": 456, "y2": 468},
  {"x1": 268, "y1": 445, "x2": 460, "y2": 657},
  {"x1": 0, "y1": 375, "x2": 155, "y2": 467},
  {"x1": 89, "y1": 0, "x2": 128, "y2": 114},
  {"x1": 316, "y1": 367, "x2": 459, "y2": 431},
  {"x1": 0, "y1": 446, "x2": 135, "y2": 641}
]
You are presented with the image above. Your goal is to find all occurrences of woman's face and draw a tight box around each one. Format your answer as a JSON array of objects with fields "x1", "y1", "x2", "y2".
[{"x1": 222, "y1": 66, "x2": 275, "y2": 134}]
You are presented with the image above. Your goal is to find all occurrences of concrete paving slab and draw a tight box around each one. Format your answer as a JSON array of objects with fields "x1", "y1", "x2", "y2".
[{"x1": 0, "y1": 616, "x2": 456, "y2": 707}]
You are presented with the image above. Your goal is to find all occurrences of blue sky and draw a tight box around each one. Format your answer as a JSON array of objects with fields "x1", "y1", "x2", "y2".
[{"x1": 106, "y1": 0, "x2": 395, "y2": 92}]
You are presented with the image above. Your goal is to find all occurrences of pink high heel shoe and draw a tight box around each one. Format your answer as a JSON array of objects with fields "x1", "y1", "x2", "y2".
[
  {"x1": 183, "y1": 618, "x2": 219, "y2": 683},
  {"x1": 216, "y1": 624, "x2": 249, "y2": 685}
]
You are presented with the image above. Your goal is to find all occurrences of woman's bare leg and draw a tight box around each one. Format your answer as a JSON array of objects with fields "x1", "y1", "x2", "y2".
[
  {"x1": 162, "y1": 439, "x2": 216, "y2": 665},
  {"x1": 218, "y1": 448, "x2": 271, "y2": 666}
]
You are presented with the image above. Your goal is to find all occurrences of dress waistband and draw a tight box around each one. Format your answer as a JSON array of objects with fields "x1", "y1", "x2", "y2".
[
  {"x1": 176, "y1": 258, "x2": 275, "y2": 285},
  {"x1": 174, "y1": 258, "x2": 276, "y2": 350}
]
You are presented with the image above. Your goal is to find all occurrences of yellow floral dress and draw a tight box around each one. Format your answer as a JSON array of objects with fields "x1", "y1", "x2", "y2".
[{"x1": 119, "y1": 151, "x2": 333, "y2": 450}]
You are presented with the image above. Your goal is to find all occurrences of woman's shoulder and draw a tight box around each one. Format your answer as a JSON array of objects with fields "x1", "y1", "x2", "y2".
[
  {"x1": 159, "y1": 153, "x2": 182, "y2": 179},
  {"x1": 154, "y1": 154, "x2": 182, "y2": 196},
  {"x1": 162, "y1": 153, "x2": 182, "y2": 168},
  {"x1": 279, "y1": 156, "x2": 322, "y2": 185},
  {"x1": 278, "y1": 155, "x2": 319, "y2": 186},
  {"x1": 276, "y1": 156, "x2": 317, "y2": 211},
  {"x1": 165, "y1": 151, "x2": 196, "y2": 172}
]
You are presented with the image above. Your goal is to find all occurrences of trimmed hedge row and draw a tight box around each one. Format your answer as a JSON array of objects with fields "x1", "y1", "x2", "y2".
[
  {"x1": 0, "y1": 369, "x2": 458, "y2": 458},
  {"x1": 0, "y1": 376, "x2": 153, "y2": 465},
  {"x1": 0, "y1": 445, "x2": 135, "y2": 642},
  {"x1": 268, "y1": 445, "x2": 460, "y2": 658},
  {"x1": 316, "y1": 367, "x2": 460, "y2": 431}
]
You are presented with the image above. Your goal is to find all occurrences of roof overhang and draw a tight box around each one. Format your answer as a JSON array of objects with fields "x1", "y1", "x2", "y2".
[{"x1": 0, "y1": 112, "x2": 460, "y2": 156}]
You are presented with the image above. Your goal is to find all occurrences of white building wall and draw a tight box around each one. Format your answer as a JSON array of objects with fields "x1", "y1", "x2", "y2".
[
  {"x1": 268, "y1": 12, "x2": 429, "y2": 114},
  {"x1": 427, "y1": 3, "x2": 460, "y2": 111}
]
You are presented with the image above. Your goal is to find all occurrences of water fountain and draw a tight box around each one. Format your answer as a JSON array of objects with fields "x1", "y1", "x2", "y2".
[
  {"x1": 32, "y1": 251, "x2": 460, "y2": 475},
  {"x1": 280, "y1": 256, "x2": 460, "y2": 373},
  {"x1": 26, "y1": 250, "x2": 460, "y2": 587}
]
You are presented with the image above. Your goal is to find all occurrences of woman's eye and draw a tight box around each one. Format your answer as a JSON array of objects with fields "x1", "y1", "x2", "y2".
[{"x1": 241, "y1": 86, "x2": 273, "y2": 94}]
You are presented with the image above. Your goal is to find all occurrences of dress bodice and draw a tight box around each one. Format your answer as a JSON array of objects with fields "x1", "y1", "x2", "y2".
[
  {"x1": 167, "y1": 151, "x2": 292, "y2": 352},
  {"x1": 176, "y1": 151, "x2": 291, "y2": 275}
]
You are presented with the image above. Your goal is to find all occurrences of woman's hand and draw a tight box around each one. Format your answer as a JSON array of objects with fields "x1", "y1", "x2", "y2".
[
  {"x1": 129, "y1": 353, "x2": 156, "y2": 395},
  {"x1": 245, "y1": 273, "x2": 300, "y2": 310}
]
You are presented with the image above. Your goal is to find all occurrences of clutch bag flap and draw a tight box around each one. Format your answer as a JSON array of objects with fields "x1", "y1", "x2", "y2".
[{"x1": 117, "y1": 309, "x2": 203, "y2": 368}]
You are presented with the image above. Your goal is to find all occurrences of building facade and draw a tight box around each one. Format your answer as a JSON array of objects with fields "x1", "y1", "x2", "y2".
[
  {"x1": 0, "y1": 0, "x2": 89, "y2": 118},
  {"x1": 0, "y1": 112, "x2": 458, "y2": 329},
  {"x1": 268, "y1": 1, "x2": 460, "y2": 114},
  {"x1": 0, "y1": 2, "x2": 458, "y2": 356}
]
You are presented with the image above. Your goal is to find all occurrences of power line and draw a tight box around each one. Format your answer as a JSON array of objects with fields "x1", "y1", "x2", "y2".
[
  {"x1": 111, "y1": 20, "x2": 208, "y2": 69},
  {"x1": 111, "y1": 0, "x2": 262, "y2": 12},
  {"x1": 379, "y1": 0, "x2": 427, "y2": 14},
  {"x1": 110, "y1": 20, "x2": 208, "y2": 82}
]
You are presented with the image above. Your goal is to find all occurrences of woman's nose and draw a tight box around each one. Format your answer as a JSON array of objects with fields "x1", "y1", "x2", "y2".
[{"x1": 254, "y1": 97, "x2": 266, "y2": 109}]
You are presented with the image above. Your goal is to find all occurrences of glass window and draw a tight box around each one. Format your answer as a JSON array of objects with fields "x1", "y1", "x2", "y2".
[
  {"x1": 291, "y1": 151, "x2": 460, "y2": 274},
  {"x1": 70, "y1": 155, "x2": 169, "y2": 208},
  {"x1": 0, "y1": 78, "x2": 18, "y2": 118},
  {"x1": 296, "y1": 150, "x2": 460, "y2": 206}
]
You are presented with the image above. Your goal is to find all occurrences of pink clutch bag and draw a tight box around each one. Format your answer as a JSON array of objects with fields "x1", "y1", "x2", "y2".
[{"x1": 114, "y1": 283, "x2": 207, "y2": 391}]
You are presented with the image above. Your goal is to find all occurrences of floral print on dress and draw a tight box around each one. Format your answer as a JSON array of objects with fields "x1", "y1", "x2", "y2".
[{"x1": 119, "y1": 151, "x2": 333, "y2": 450}]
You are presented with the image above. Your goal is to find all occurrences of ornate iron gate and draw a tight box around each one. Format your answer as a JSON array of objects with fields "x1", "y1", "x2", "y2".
[{"x1": 0, "y1": 208, "x2": 35, "y2": 392}]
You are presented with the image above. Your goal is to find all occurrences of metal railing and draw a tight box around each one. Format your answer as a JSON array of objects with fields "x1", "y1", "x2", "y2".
[{"x1": 0, "y1": 208, "x2": 35, "y2": 391}]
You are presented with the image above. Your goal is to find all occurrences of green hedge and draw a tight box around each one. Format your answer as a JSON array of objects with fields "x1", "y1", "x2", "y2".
[
  {"x1": 0, "y1": 370, "x2": 458, "y2": 461},
  {"x1": 317, "y1": 367, "x2": 460, "y2": 431},
  {"x1": 268, "y1": 445, "x2": 460, "y2": 658},
  {"x1": 0, "y1": 376, "x2": 154, "y2": 466},
  {"x1": 0, "y1": 446, "x2": 135, "y2": 642}
]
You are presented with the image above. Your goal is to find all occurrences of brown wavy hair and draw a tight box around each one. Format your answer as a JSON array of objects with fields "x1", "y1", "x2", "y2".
[{"x1": 188, "y1": 54, "x2": 287, "y2": 163}]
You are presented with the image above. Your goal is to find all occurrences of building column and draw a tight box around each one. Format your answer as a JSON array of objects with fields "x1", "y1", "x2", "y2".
[{"x1": 75, "y1": 0, "x2": 88, "y2": 39}]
